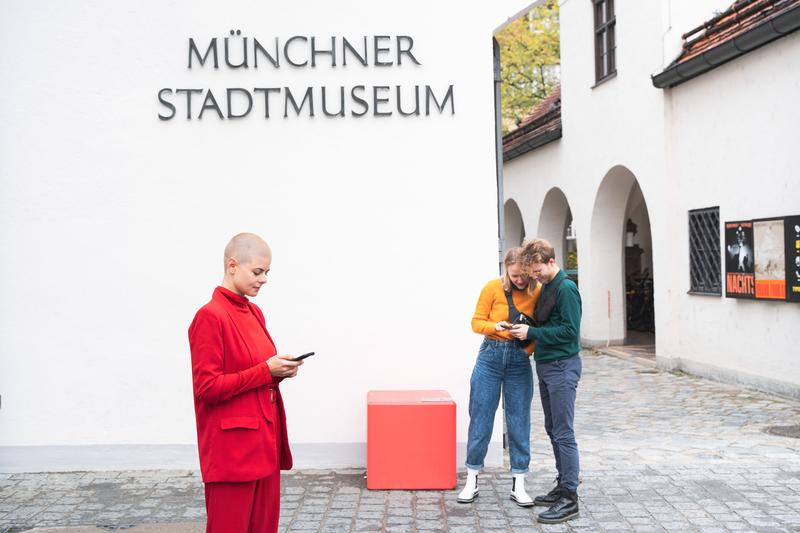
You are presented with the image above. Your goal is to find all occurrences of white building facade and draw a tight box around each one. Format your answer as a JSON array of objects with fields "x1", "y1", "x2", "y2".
[
  {"x1": 2, "y1": 0, "x2": 798, "y2": 474},
  {"x1": 503, "y1": 0, "x2": 800, "y2": 398},
  {"x1": 0, "y1": 0, "x2": 537, "y2": 471}
]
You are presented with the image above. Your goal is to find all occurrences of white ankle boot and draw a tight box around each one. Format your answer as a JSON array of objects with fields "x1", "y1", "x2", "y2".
[
  {"x1": 510, "y1": 473, "x2": 534, "y2": 507},
  {"x1": 457, "y1": 468, "x2": 479, "y2": 503}
]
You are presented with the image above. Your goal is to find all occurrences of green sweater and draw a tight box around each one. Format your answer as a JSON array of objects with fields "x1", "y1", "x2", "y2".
[{"x1": 525, "y1": 270, "x2": 582, "y2": 362}]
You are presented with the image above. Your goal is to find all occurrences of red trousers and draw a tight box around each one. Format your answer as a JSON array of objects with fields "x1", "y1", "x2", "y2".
[
  {"x1": 204, "y1": 471, "x2": 281, "y2": 533},
  {"x1": 204, "y1": 398, "x2": 282, "y2": 533}
]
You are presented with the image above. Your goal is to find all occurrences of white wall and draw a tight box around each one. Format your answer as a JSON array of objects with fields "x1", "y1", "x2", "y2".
[
  {"x1": 662, "y1": 29, "x2": 800, "y2": 393},
  {"x1": 0, "y1": 0, "x2": 533, "y2": 469},
  {"x1": 503, "y1": 0, "x2": 800, "y2": 397}
]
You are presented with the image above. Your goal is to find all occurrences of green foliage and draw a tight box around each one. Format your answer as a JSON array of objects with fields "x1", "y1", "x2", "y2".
[
  {"x1": 497, "y1": 2, "x2": 560, "y2": 134},
  {"x1": 566, "y1": 250, "x2": 578, "y2": 270}
]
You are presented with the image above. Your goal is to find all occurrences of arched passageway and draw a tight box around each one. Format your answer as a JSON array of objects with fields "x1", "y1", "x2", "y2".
[
  {"x1": 623, "y1": 182, "x2": 654, "y2": 345},
  {"x1": 584, "y1": 166, "x2": 655, "y2": 347},
  {"x1": 537, "y1": 187, "x2": 574, "y2": 270},
  {"x1": 504, "y1": 199, "x2": 526, "y2": 252}
]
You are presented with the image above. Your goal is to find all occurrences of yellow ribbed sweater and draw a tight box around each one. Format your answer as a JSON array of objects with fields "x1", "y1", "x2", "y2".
[{"x1": 471, "y1": 278, "x2": 541, "y2": 354}]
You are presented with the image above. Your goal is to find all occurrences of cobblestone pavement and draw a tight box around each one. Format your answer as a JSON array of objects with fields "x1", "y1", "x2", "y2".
[{"x1": 2, "y1": 351, "x2": 800, "y2": 532}]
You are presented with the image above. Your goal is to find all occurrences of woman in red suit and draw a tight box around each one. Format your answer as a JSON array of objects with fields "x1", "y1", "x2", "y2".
[{"x1": 189, "y1": 233, "x2": 303, "y2": 533}]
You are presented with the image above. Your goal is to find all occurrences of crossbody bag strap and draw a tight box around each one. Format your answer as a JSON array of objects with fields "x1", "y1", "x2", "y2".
[
  {"x1": 534, "y1": 274, "x2": 567, "y2": 326},
  {"x1": 506, "y1": 286, "x2": 536, "y2": 324},
  {"x1": 505, "y1": 288, "x2": 521, "y2": 323}
]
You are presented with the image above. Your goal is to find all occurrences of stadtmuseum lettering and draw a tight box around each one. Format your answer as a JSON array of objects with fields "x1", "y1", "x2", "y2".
[{"x1": 158, "y1": 32, "x2": 456, "y2": 121}]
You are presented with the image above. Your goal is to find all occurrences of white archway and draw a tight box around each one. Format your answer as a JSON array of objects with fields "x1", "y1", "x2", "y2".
[
  {"x1": 583, "y1": 165, "x2": 639, "y2": 345},
  {"x1": 537, "y1": 187, "x2": 572, "y2": 267},
  {"x1": 504, "y1": 198, "x2": 526, "y2": 252}
]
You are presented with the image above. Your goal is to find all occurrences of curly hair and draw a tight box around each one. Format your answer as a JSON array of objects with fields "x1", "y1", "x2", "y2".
[
  {"x1": 520, "y1": 238, "x2": 556, "y2": 268},
  {"x1": 501, "y1": 247, "x2": 537, "y2": 295}
]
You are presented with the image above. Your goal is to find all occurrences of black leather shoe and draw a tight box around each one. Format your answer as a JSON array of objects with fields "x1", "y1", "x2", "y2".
[
  {"x1": 533, "y1": 484, "x2": 562, "y2": 506},
  {"x1": 537, "y1": 492, "x2": 579, "y2": 524}
]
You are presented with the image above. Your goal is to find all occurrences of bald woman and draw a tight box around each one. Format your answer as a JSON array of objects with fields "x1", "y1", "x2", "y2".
[{"x1": 189, "y1": 233, "x2": 302, "y2": 533}]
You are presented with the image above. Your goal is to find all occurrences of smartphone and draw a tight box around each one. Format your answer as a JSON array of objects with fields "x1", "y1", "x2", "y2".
[{"x1": 292, "y1": 351, "x2": 315, "y2": 361}]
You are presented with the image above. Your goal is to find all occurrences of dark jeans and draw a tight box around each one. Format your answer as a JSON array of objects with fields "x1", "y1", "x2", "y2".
[
  {"x1": 466, "y1": 338, "x2": 533, "y2": 473},
  {"x1": 536, "y1": 354, "x2": 581, "y2": 492}
]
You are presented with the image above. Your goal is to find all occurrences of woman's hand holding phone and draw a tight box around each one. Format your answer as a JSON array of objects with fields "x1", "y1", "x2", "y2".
[{"x1": 267, "y1": 354, "x2": 302, "y2": 378}]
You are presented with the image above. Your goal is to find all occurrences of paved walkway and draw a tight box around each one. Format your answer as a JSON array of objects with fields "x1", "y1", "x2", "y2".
[{"x1": 2, "y1": 352, "x2": 800, "y2": 532}]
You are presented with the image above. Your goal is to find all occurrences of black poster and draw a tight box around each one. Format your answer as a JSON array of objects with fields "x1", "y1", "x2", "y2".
[
  {"x1": 785, "y1": 215, "x2": 800, "y2": 303},
  {"x1": 724, "y1": 220, "x2": 755, "y2": 299}
]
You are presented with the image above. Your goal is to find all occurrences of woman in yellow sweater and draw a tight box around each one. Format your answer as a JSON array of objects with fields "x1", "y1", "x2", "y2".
[{"x1": 457, "y1": 247, "x2": 541, "y2": 507}]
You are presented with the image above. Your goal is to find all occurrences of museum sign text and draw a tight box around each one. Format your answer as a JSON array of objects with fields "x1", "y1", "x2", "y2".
[{"x1": 158, "y1": 32, "x2": 455, "y2": 121}]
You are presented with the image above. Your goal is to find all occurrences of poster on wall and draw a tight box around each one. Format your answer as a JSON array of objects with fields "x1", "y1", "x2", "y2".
[
  {"x1": 785, "y1": 215, "x2": 800, "y2": 303},
  {"x1": 725, "y1": 220, "x2": 755, "y2": 299},
  {"x1": 753, "y1": 218, "x2": 786, "y2": 300}
]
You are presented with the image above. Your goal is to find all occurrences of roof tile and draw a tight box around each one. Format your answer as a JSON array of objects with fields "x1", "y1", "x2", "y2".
[
  {"x1": 502, "y1": 85, "x2": 562, "y2": 161},
  {"x1": 676, "y1": 0, "x2": 800, "y2": 65}
]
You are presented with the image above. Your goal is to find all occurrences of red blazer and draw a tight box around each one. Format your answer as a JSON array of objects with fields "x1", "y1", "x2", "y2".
[{"x1": 189, "y1": 287, "x2": 293, "y2": 483}]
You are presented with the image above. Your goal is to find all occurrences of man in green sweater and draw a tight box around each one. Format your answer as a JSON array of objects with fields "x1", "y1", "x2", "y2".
[{"x1": 510, "y1": 238, "x2": 582, "y2": 524}]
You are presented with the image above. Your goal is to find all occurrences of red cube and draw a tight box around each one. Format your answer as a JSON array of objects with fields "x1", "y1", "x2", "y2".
[{"x1": 367, "y1": 390, "x2": 456, "y2": 490}]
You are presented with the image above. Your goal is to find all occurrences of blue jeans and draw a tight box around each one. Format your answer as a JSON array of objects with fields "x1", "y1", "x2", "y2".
[
  {"x1": 536, "y1": 354, "x2": 582, "y2": 492},
  {"x1": 466, "y1": 338, "x2": 533, "y2": 473}
]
